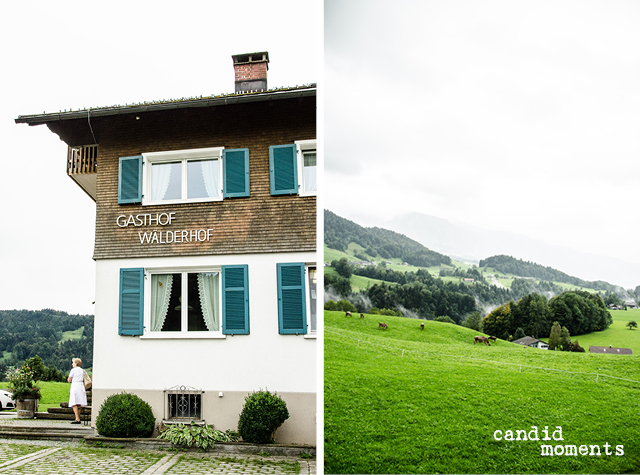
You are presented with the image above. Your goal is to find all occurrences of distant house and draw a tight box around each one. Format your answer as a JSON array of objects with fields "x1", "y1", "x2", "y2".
[
  {"x1": 626, "y1": 301, "x2": 638, "y2": 309},
  {"x1": 589, "y1": 346, "x2": 633, "y2": 355},
  {"x1": 512, "y1": 336, "x2": 549, "y2": 350},
  {"x1": 463, "y1": 278, "x2": 475, "y2": 282}
]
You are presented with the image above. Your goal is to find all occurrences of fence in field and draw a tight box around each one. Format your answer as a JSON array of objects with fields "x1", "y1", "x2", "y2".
[{"x1": 325, "y1": 328, "x2": 640, "y2": 386}]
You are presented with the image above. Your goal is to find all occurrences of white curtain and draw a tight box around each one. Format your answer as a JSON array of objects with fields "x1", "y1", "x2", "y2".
[
  {"x1": 197, "y1": 272, "x2": 219, "y2": 331},
  {"x1": 200, "y1": 159, "x2": 220, "y2": 198},
  {"x1": 151, "y1": 274, "x2": 173, "y2": 331},
  {"x1": 303, "y1": 152, "x2": 317, "y2": 192},
  {"x1": 151, "y1": 163, "x2": 173, "y2": 201}
]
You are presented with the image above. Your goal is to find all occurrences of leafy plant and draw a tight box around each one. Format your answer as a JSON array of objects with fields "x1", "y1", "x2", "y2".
[
  {"x1": 95, "y1": 392, "x2": 155, "y2": 438},
  {"x1": 238, "y1": 389, "x2": 289, "y2": 444},
  {"x1": 5, "y1": 364, "x2": 41, "y2": 400},
  {"x1": 158, "y1": 422, "x2": 239, "y2": 451}
]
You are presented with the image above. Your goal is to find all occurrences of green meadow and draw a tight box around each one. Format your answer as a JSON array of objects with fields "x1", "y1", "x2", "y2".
[
  {"x1": 0, "y1": 381, "x2": 71, "y2": 412},
  {"x1": 324, "y1": 311, "x2": 640, "y2": 474},
  {"x1": 574, "y1": 309, "x2": 640, "y2": 354}
]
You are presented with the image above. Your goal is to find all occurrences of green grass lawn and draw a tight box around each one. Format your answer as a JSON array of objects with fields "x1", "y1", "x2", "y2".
[
  {"x1": 325, "y1": 311, "x2": 640, "y2": 474},
  {"x1": 574, "y1": 309, "x2": 640, "y2": 354},
  {"x1": 60, "y1": 326, "x2": 85, "y2": 342},
  {"x1": 0, "y1": 381, "x2": 72, "y2": 412}
]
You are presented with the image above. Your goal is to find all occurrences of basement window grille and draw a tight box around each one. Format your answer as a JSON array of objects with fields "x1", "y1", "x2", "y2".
[{"x1": 164, "y1": 385, "x2": 204, "y2": 422}]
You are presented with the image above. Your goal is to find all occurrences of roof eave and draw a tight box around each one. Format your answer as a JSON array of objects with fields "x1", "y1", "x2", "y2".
[{"x1": 15, "y1": 86, "x2": 316, "y2": 126}]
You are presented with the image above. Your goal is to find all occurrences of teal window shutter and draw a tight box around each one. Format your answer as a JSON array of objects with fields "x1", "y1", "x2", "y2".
[
  {"x1": 118, "y1": 156, "x2": 143, "y2": 204},
  {"x1": 223, "y1": 148, "x2": 250, "y2": 198},
  {"x1": 222, "y1": 265, "x2": 249, "y2": 335},
  {"x1": 119, "y1": 268, "x2": 144, "y2": 335},
  {"x1": 269, "y1": 144, "x2": 298, "y2": 195},
  {"x1": 277, "y1": 263, "x2": 307, "y2": 334}
]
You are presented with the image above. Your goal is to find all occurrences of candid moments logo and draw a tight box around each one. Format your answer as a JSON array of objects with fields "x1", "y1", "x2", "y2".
[{"x1": 493, "y1": 426, "x2": 624, "y2": 457}]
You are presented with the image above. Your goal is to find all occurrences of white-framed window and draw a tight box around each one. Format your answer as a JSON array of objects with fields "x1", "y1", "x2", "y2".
[
  {"x1": 143, "y1": 267, "x2": 224, "y2": 338},
  {"x1": 143, "y1": 148, "x2": 223, "y2": 205},
  {"x1": 306, "y1": 265, "x2": 317, "y2": 336},
  {"x1": 296, "y1": 140, "x2": 317, "y2": 196}
]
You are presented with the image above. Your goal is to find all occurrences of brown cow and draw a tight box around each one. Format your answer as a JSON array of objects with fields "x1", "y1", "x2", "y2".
[
  {"x1": 488, "y1": 336, "x2": 497, "y2": 342},
  {"x1": 378, "y1": 322, "x2": 388, "y2": 330},
  {"x1": 474, "y1": 336, "x2": 491, "y2": 346},
  {"x1": 345, "y1": 311, "x2": 352, "y2": 317},
  {"x1": 360, "y1": 313, "x2": 365, "y2": 319},
  {"x1": 420, "y1": 322, "x2": 425, "y2": 330}
]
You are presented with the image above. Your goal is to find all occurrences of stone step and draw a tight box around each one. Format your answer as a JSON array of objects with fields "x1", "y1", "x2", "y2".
[
  {"x1": 35, "y1": 412, "x2": 91, "y2": 421},
  {"x1": 47, "y1": 407, "x2": 92, "y2": 415},
  {"x1": 0, "y1": 424, "x2": 93, "y2": 440},
  {"x1": 60, "y1": 401, "x2": 91, "y2": 409}
]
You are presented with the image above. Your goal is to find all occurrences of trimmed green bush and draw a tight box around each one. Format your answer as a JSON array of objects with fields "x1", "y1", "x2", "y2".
[
  {"x1": 96, "y1": 392, "x2": 155, "y2": 438},
  {"x1": 238, "y1": 390, "x2": 289, "y2": 444}
]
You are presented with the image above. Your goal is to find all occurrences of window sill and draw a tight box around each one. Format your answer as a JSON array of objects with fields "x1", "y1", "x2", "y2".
[
  {"x1": 142, "y1": 197, "x2": 223, "y2": 206},
  {"x1": 304, "y1": 333, "x2": 317, "y2": 339},
  {"x1": 141, "y1": 332, "x2": 227, "y2": 339}
]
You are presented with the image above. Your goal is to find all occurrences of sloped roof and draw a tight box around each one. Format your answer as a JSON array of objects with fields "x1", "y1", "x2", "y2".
[
  {"x1": 589, "y1": 346, "x2": 633, "y2": 355},
  {"x1": 15, "y1": 84, "x2": 316, "y2": 126},
  {"x1": 512, "y1": 336, "x2": 547, "y2": 346}
]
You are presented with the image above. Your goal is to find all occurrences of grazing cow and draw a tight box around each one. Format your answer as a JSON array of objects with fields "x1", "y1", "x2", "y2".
[
  {"x1": 345, "y1": 311, "x2": 352, "y2": 317},
  {"x1": 360, "y1": 313, "x2": 365, "y2": 319},
  {"x1": 474, "y1": 336, "x2": 491, "y2": 346},
  {"x1": 378, "y1": 322, "x2": 388, "y2": 330},
  {"x1": 420, "y1": 322, "x2": 425, "y2": 330},
  {"x1": 488, "y1": 336, "x2": 497, "y2": 342}
]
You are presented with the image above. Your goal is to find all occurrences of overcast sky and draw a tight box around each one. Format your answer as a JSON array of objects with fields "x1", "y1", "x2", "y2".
[
  {"x1": 325, "y1": 0, "x2": 640, "y2": 273},
  {"x1": 1, "y1": 0, "x2": 318, "y2": 315}
]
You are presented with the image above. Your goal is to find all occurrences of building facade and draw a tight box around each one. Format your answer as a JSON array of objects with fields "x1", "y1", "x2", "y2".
[{"x1": 16, "y1": 53, "x2": 317, "y2": 445}]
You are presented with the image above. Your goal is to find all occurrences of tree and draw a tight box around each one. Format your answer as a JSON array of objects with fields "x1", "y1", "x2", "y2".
[
  {"x1": 548, "y1": 321, "x2": 562, "y2": 350},
  {"x1": 560, "y1": 326, "x2": 571, "y2": 351},
  {"x1": 511, "y1": 293, "x2": 551, "y2": 339},
  {"x1": 548, "y1": 291, "x2": 612, "y2": 335},
  {"x1": 627, "y1": 321, "x2": 638, "y2": 330},
  {"x1": 513, "y1": 327, "x2": 525, "y2": 340},
  {"x1": 332, "y1": 276, "x2": 352, "y2": 297},
  {"x1": 462, "y1": 311, "x2": 483, "y2": 332},
  {"x1": 569, "y1": 340, "x2": 585, "y2": 352},
  {"x1": 481, "y1": 302, "x2": 513, "y2": 340},
  {"x1": 332, "y1": 258, "x2": 353, "y2": 279},
  {"x1": 24, "y1": 356, "x2": 45, "y2": 382}
]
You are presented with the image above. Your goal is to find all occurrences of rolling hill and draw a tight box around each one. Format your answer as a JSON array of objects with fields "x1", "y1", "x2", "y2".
[
  {"x1": 325, "y1": 310, "x2": 640, "y2": 474},
  {"x1": 0, "y1": 309, "x2": 93, "y2": 375},
  {"x1": 325, "y1": 209, "x2": 452, "y2": 268},
  {"x1": 324, "y1": 210, "x2": 637, "y2": 308}
]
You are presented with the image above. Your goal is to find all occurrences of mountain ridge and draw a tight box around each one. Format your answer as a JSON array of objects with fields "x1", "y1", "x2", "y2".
[
  {"x1": 351, "y1": 211, "x2": 640, "y2": 290},
  {"x1": 326, "y1": 210, "x2": 638, "y2": 294}
]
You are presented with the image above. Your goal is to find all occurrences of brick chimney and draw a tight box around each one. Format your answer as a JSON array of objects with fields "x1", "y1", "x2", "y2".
[{"x1": 232, "y1": 52, "x2": 269, "y2": 93}]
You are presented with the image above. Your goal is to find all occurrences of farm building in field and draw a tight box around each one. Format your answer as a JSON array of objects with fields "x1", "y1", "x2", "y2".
[
  {"x1": 512, "y1": 336, "x2": 549, "y2": 350},
  {"x1": 15, "y1": 52, "x2": 317, "y2": 445},
  {"x1": 589, "y1": 346, "x2": 633, "y2": 355}
]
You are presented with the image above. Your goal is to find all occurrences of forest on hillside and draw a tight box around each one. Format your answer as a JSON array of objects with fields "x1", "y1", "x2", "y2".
[
  {"x1": 0, "y1": 309, "x2": 93, "y2": 379},
  {"x1": 325, "y1": 210, "x2": 452, "y2": 267},
  {"x1": 324, "y1": 213, "x2": 624, "y2": 335},
  {"x1": 480, "y1": 254, "x2": 633, "y2": 294}
]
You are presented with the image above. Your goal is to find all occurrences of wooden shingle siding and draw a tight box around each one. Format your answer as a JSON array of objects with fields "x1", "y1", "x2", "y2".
[{"x1": 92, "y1": 96, "x2": 316, "y2": 260}]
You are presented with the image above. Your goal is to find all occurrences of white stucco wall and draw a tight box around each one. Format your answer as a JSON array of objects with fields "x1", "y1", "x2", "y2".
[{"x1": 92, "y1": 252, "x2": 316, "y2": 394}]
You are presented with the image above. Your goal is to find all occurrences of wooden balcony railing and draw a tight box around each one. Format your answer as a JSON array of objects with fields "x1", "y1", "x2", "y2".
[{"x1": 67, "y1": 145, "x2": 97, "y2": 175}]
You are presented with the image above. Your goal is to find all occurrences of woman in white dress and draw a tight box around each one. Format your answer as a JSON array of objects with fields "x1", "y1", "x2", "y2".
[{"x1": 67, "y1": 358, "x2": 87, "y2": 424}]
